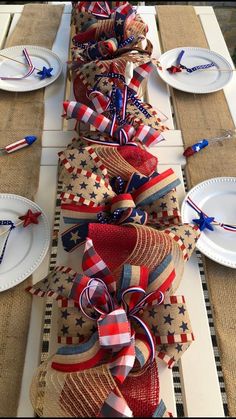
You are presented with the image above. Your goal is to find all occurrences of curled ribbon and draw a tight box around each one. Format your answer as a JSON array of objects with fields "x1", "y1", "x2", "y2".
[{"x1": 63, "y1": 100, "x2": 165, "y2": 147}]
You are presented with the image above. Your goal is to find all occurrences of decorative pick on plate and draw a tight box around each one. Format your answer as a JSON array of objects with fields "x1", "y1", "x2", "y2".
[
  {"x1": 183, "y1": 129, "x2": 235, "y2": 157},
  {"x1": 0, "y1": 209, "x2": 41, "y2": 264},
  {"x1": 0, "y1": 135, "x2": 37, "y2": 155},
  {"x1": 0, "y1": 48, "x2": 53, "y2": 80},
  {"x1": 187, "y1": 196, "x2": 236, "y2": 232},
  {"x1": 167, "y1": 49, "x2": 216, "y2": 74}
]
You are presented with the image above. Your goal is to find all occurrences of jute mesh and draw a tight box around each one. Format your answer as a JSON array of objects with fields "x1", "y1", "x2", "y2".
[{"x1": 30, "y1": 360, "x2": 121, "y2": 417}]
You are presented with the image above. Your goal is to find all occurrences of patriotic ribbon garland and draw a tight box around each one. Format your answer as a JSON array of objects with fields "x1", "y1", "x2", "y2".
[
  {"x1": 167, "y1": 49, "x2": 215, "y2": 74},
  {"x1": 187, "y1": 196, "x2": 236, "y2": 232}
]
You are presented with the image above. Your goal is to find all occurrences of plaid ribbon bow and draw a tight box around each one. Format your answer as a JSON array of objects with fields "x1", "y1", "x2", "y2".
[
  {"x1": 28, "y1": 237, "x2": 193, "y2": 416},
  {"x1": 60, "y1": 167, "x2": 181, "y2": 252}
]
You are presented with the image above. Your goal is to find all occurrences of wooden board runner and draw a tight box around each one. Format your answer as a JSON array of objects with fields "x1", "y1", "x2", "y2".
[
  {"x1": 157, "y1": 5, "x2": 236, "y2": 416},
  {"x1": 0, "y1": 4, "x2": 63, "y2": 417}
]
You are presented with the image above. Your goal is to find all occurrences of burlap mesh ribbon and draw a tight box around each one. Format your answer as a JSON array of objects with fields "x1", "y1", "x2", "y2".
[
  {"x1": 0, "y1": 4, "x2": 64, "y2": 416},
  {"x1": 157, "y1": 5, "x2": 236, "y2": 416}
]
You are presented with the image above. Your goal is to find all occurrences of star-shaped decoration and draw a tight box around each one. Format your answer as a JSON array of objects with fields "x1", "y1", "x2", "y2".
[
  {"x1": 151, "y1": 324, "x2": 158, "y2": 335},
  {"x1": 68, "y1": 153, "x2": 75, "y2": 161},
  {"x1": 80, "y1": 182, "x2": 88, "y2": 190},
  {"x1": 76, "y1": 316, "x2": 86, "y2": 327},
  {"x1": 103, "y1": 192, "x2": 109, "y2": 200},
  {"x1": 91, "y1": 166, "x2": 98, "y2": 173},
  {"x1": 61, "y1": 324, "x2": 69, "y2": 335},
  {"x1": 61, "y1": 309, "x2": 70, "y2": 319},
  {"x1": 148, "y1": 308, "x2": 157, "y2": 318},
  {"x1": 72, "y1": 173, "x2": 78, "y2": 180},
  {"x1": 178, "y1": 305, "x2": 186, "y2": 315},
  {"x1": 78, "y1": 147, "x2": 84, "y2": 154},
  {"x1": 131, "y1": 213, "x2": 143, "y2": 224},
  {"x1": 175, "y1": 343, "x2": 183, "y2": 353},
  {"x1": 53, "y1": 276, "x2": 60, "y2": 284},
  {"x1": 184, "y1": 230, "x2": 191, "y2": 237},
  {"x1": 37, "y1": 66, "x2": 53, "y2": 80},
  {"x1": 19, "y1": 209, "x2": 41, "y2": 227},
  {"x1": 180, "y1": 321, "x2": 189, "y2": 332},
  {"x1": 94, "y1": 182, "x2": 100, "y2": 189},
  {"x1": 116, "y1": 17, "x2": 123, "y2": 25},
  {"x1": 66, "y1": 184, "x2": 73, "y2": 191},
  {"x1": 167, "y1": 65, "x2": 182, "y2": 74},
  {"x1": 192, "y1": 212, "x2": 214, "y2": 232},
  {"x1": 57, "y1": 285, "x2": 65, "y2": 293},
  {"x1": 188, "y1": 243, "x2": 192, "y2": 251},
  {"x1": 66, "y1": 276, "x2": 74, "y2": 284},
  {"x1": 160, "y1": 202, "x2": 167, "y2": 209},
  {"x1": 80, "y1": 160, "x2": 87, "y2": 168},
  {"x1": 90, "y1": 325, "x2": 97, "y2": 334},
  {"x1": 70, "y1": 231, "x2": 81, "y2": 244},
  {"x1": 90, "y1": 192, "x2": 97, "y2": 199},
  {"x1": 163, "y1": 313, "x2": 174, "y2": 325},
  {"x1": 171, "y1": 196, "x2": 177, "y2": 203}
]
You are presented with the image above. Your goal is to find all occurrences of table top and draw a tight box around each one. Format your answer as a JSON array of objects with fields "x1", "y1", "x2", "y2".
[{"x1": 0, "y1": 3, "x2": 234, "y2": 417}]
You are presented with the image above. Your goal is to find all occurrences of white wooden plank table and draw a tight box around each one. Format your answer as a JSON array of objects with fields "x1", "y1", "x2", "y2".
[{"x1": 0, "y1": 3, "x2": 233, "y2": 417}]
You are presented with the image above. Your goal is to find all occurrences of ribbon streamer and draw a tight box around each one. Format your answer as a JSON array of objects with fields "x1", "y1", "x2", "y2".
[
  {"x1": 0, "y1": 48, "x2": 35, "y2": 80},
  {"x1": 167, "y1": 49, "x2": 215, "y2": 74},
  {"x1": 187, "y1": 196, "x2": 236, "y2": 232}
]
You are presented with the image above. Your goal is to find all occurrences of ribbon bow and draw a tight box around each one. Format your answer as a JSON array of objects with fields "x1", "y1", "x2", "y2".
[
  {"x1": 60, "y1": 166, "x2": 181, "y2": 252},
  {"x1": 63, "y1": 100, "x2": 165, "y2": 147},
  {"x1": 29, "y1": 238, "x2": 193, "y2": 416}
]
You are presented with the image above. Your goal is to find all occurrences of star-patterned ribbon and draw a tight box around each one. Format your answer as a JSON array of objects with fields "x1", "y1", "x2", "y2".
[
  {"x1": 27, "y1": 237, "x2": 193, "y2": 417},
  {"x1": 60, "y1": 168, "x2": 181, "y2": 252},
  {"x1": 187, "y1": 196, "x2": 236, "y2": 232}
]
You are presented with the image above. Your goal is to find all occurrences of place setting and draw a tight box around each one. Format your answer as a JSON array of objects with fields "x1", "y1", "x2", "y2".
[{"x1": 0, "y1": 45, "x2": 63, "y2": 92}]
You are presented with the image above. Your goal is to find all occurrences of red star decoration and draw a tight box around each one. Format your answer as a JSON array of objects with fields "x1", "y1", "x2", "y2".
[
  {"x1": 167, "y1": 65, "x2": 182, "y2": 74},
  {"x1": 18, "y1": 209, "x2": 42, "y2": 227}
]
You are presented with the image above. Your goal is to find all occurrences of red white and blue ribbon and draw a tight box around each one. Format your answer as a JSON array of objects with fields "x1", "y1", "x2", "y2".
[
  {"x1": 167, "y1": 49, "x2": 215, "y2": 74},
  {"x1": 187, "y1": 196, "x2": 236, "y2": 232},
  {"x1": 63, "y1": 100, "x2": 164, "y2": 147},
  {"x1": 0, "y1": 48, "x2": 35, "y2": 80}
]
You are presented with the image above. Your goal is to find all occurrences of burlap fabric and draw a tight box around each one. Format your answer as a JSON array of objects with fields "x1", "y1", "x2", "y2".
[
  {"x1": 0, "y1": 4, "x2": 64, "y2": 416},
  {"x1": 157, "y1": 5, "x2": 236, "y2": 416}
]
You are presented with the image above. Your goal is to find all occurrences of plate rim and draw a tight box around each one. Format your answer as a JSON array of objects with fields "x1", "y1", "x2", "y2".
[
  {"x1": 181, "y1": 177, "x2": 236, "y2": 268},
  {"x1": 0, "y1": 44, "x2": 63, "y2": 92},
  {"x1": 157, "y1": 46, "x2": 233, "y2": 94},
  {"x1": 0, "y1": 193, "x2": 51, "y2": 291}
]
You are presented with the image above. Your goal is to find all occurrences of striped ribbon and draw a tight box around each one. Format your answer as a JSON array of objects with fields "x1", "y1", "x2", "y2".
[
  {"x1": 187, "y1": 196, "x2": 236, "y2": 232},
  {"x1": 63, "y1": 100, "x2": 164, "y2": 147},
  {"x1": 0, "y1": 48, "x2": 35, "y2": 80},
  {"x1": 61, "y1": 169, "x2": 181, "y2": 252}
]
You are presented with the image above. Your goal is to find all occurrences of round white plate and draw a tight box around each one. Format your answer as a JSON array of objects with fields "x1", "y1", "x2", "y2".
[
  {"x1": 157, "y1": 47, "x2": 233, "y2": 94},
  {"x1": 181, "y1": 177, "x2": 236, "y2": 268},
  {"x1": 0, "y1": 194, "x2": 50, "y2": 291},
  {"x1": 0, "y1": 45, "x2": 63, "y2": 92}
]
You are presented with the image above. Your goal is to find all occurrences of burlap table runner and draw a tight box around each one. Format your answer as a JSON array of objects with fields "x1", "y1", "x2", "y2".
[
  {"x1": 0, "y1": 4, "x2": 64, "y2": 416},
  {"x1": 157, "y1": 5, "x2": 236, "y2": 416}
]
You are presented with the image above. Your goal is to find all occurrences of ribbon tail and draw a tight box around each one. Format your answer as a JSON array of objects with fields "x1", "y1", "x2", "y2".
[
  {"x1": 61, "y1": 223, "x2": 88, "y2": 252},
  {"x1": 99, "y1": 390, "x2": 133, "y2": 417}
]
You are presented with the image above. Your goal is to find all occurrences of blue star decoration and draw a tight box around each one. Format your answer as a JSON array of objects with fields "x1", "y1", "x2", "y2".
[
  {"x1": 37, "y1": 66, "x2": 53, "y2": 80},
  {"x1": 192, "y1": 211, "x2": 215, "y2": 232}
]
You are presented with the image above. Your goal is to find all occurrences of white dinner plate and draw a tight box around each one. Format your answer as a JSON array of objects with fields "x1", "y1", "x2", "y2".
[
  {"x1": 157, "y1": 47, "x2": 233, "y2": 94},
  {"x1": 181, "y1": 177, "x2": 236, "y2": 268},
  {"x1": 0, "y1": 45, "x2": 62, "y2": 92},
  {"x1": 0, "y1": 194, "x2": 50, "y2": 291}
]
